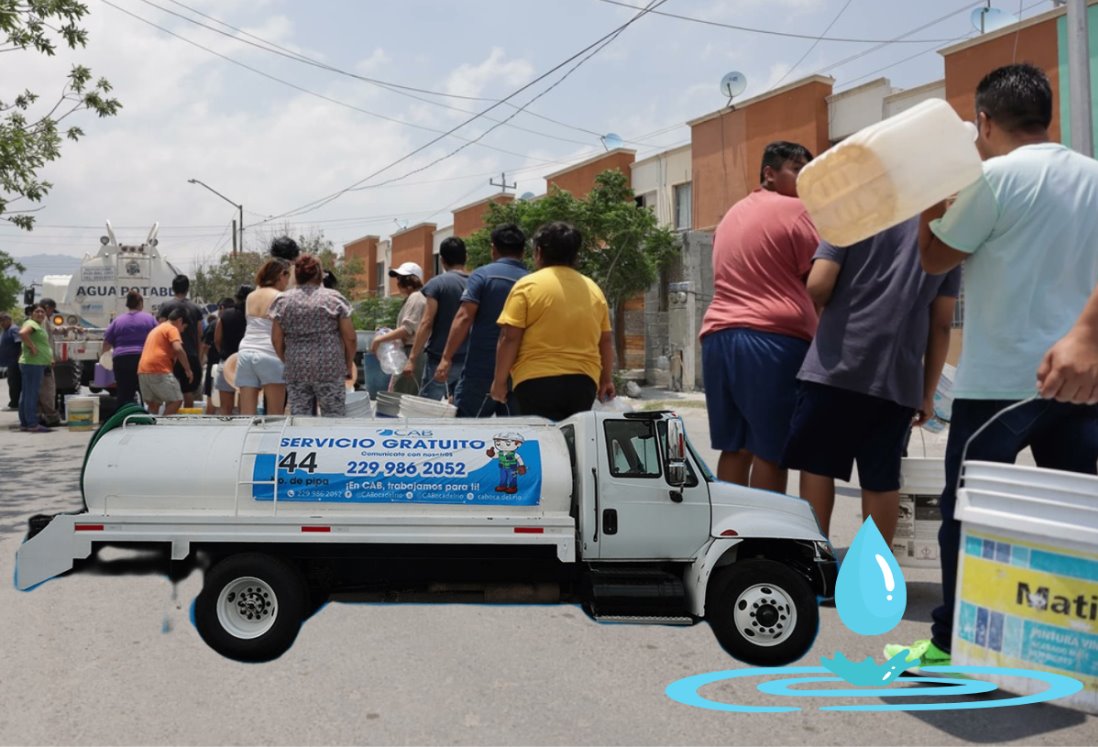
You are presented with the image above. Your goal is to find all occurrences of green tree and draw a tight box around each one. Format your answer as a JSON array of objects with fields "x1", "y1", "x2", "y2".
[
  {"x1": 351, "y1": 295, "x2": 403, "y2": 331},
  {"x1": 192, "y1": 251, "x2": 264, "y2": 305},
  {"x1": 1, "y1": 0, "x2": 122, "y2": 230},
  {"x1": 0, "y1": 250, "x2": 26, "y2": 312},
  {"x1": 191, "y1": 229, "x2": 366, "y2": 304},
  {"x1": 465, "y1": 169, "x2": 679, "y2": 361}
]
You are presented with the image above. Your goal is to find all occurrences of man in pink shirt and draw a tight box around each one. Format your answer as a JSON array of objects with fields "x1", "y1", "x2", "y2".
[{"x1": 701, "y1": 141, "x2": 819, "y2": 492}]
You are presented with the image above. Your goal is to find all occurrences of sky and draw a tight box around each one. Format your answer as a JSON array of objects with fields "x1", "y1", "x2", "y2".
[{"x1": 2, "y1": 0, "x2": 1057, "y2": 273}]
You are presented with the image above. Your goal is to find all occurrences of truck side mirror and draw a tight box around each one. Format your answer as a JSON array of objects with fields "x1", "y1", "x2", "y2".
[{"x1": 666, "y1": 416, "x2": 687, "y2": 487}]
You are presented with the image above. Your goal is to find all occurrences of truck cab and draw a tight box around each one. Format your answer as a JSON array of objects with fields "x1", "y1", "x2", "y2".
[
  {"x1": 36, "y1": 221, "x2": 181, "y2": 389},
  {"x1": 16, "y1": 407, "x2": 836, "y2": 665}
]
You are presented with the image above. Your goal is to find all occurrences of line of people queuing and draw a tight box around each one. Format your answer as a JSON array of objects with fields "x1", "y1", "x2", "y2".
[
  {"x1": 700, "y1": 63, "x2": 1098, "y2": 670},
  {"x1": 111, "y1": 242, "x2": 358, "y2": 418},
  {"x1": 370, "y1": 220, "x2": 615, "y2": 421}
]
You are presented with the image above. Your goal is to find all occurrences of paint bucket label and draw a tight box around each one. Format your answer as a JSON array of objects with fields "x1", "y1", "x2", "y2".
[
  {"x1": 953, "y1": 528, "x2": 1098, "y2": 714},
  {"x1": 893, "y1": 493, "x2": 942, "y2": 567}
]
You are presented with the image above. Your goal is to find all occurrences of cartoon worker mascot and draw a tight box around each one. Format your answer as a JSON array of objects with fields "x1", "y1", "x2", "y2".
[{"x1": 487, "y1": 432, "x2": 527, "y2": 494}]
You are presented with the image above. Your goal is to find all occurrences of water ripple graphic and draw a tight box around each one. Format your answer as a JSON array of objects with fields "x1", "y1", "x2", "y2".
[{"x1": 665, "y1": 666, "x2": 1083, "y2": 713}]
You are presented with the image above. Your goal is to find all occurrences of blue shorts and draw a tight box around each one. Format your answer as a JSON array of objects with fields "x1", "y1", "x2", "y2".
[
  {"x1": 701, "y1": 327, "x2": 809, "y2": 463},
  {"x1": 235, "y1": 349, "x2": 285, "y2": 388},
  {"x1": 781, "y1": 381, "x2": 915, "y2": 491}
]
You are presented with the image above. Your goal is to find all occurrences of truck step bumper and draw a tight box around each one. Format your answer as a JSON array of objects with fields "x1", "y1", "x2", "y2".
[
  {"x1": 15, "y1": 514, "x2": 91, "y2": 590},
  {"x1": 581, "y1": 567, "x2": 691, "y2": 619}
]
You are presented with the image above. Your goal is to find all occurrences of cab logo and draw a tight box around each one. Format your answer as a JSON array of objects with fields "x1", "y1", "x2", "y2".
[{"x1": 377, "y1": 428, "x2": 433, "y2": 438}]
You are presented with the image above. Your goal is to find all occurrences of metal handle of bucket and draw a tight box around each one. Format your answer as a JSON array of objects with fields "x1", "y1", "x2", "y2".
[
  {"x1": 478, "y1": 394, "x2": 511, "y2": 418},
  {"x1": 956, "y1": 395, "x2": 1040, "y2": 493}
]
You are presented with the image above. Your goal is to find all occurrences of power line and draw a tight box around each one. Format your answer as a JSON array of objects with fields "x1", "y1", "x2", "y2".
[
  {"x1": 810, "y1": 2, "x2": 989, "y2": 77},
  {"x1": 832, "y1": 0, "x2": 1047, "y2": 91},
  {"x1": 594, "y1": 0, "x2": 969, "y2": 43},
  {"x1": 140, "y1": 0, "x2": 638, "y2": 148},
  {"x1": 100, "y1": 0, "x2": 581, "y2": 167},
  {"x1": 258, "y1": 0, "x2": 669, "y2": 225},
  {"x1": 769, "y1": 0, "x2": 856, "y2": 92}
]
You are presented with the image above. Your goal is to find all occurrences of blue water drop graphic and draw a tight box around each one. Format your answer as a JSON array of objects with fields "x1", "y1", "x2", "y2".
[{"x1": 835, "y1": 516, "x2": 907, "y2": 635}]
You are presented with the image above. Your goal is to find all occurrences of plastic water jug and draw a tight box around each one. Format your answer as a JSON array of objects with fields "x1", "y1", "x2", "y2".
[
  {"x1": 374, "y1": 328, "x2": 407, "y2": 375},
  {"x1": 797, "y1": 98, "x2": 983, "y2": 247}
]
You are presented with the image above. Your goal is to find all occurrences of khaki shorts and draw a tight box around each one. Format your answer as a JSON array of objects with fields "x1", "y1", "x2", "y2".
[{"x1": 140, "y1": 372, "x2": 183, "y2": 404}]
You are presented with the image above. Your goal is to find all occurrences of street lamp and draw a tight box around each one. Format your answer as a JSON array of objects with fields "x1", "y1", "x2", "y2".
[{"x1": 187, "y1": 178, "x2": 244, "y2": 255}]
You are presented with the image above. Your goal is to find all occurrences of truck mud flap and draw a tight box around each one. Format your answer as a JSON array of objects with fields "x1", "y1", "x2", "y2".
[{"x1": 15, "y1": 514, "x2": 92, "y2": 591}]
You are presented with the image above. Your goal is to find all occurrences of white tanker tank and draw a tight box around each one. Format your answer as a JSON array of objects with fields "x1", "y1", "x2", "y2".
[
  {"x1": 19, "y1": 406, "x2": 837, "y2": 665},
  {"x1": 83, "y1": 414, "x2": 573, "y2": 519}
]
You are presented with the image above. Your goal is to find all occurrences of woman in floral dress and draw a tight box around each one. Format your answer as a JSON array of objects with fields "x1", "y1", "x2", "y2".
[{"x1": 270, "y1": 254, "x2": 355, "y2": 416}]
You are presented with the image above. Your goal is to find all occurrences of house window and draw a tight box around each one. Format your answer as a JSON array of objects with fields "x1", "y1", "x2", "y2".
[
  {"x1": 673, "y1": 182, "x2": 692, "y2": 230},
  {"x1": 433, "y1": 253, "x2": 442, "y2": 278},
  {"x1": 375, "y1": 261, "x2": 385, "y2": 296},
  {"x1": 635, "y1": 191, "x2": 657, "y2": 212}
]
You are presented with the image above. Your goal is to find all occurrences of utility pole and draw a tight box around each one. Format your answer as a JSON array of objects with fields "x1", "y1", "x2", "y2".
[
  {"x1": 489, "y1": 172, "x2": 517, "y2": 194},
  {"x1": 1067, "y1": 0, "x2": 1094, "y2": 157},
  {"x1": 187, "y1": 178, "x2": 245, "y2": 256}
]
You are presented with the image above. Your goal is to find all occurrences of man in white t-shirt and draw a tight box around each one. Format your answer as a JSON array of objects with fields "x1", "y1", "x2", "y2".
[{"x1": 886, "y1": 63, "x2": 1098, "y2": 669}]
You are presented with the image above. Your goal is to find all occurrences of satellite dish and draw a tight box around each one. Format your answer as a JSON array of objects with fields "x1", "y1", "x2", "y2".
[
  {"x1": 720, "y1": 71, "x2": 748, "y2": 101},
  {"x1": 600, "y1": 132, "x2": 624, "y2": 151},
  {"x1": 519, "y1": 191, "x2": 536, "y2": 202},
  {"x1": 971, "y1": 5, "x2": 1012, "y2": 33}
]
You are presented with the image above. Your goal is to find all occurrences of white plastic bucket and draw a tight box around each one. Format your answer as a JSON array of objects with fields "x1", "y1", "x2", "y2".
[
  {"x1": 65, "y1": 395, "x2": 99, "y2": 431},
  {"x1": 894, "y1": 457, "x2": 945, "y2": 568},
  {"x1": 955, "y1": 462, "x2": 1098, "y2": 714},
  {"x1": 797, "y1": 98, "x2": 982, "y2": 247}
]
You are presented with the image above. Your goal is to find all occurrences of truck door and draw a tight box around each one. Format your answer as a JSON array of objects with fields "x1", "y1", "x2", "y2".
[{"x1": 594, "y1": 417, "x2": 710, "y2": 560}]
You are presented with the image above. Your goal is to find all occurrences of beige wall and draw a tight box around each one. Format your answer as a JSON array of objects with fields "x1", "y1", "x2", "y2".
[{"x1": 630, "y1": 144, "x2": 692, "y2": 228}]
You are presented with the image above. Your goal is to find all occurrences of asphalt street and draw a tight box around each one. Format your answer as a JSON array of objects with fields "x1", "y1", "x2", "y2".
[{"x1": 0, "y1": 378, "x2": 1094, "y2": 746}]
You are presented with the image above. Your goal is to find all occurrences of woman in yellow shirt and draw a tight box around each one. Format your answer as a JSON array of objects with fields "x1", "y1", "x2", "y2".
[{"x1": 491, "y1": 222, "x2": 615, "y2": 420}]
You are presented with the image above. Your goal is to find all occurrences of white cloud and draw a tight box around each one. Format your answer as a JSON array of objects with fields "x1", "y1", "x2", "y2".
[
  {"x1": 443, "y1": 48, "x2": 534, "y2": 100},
  {"x1": 355, "y1": 48, "x2": 389, "y2": 74}
]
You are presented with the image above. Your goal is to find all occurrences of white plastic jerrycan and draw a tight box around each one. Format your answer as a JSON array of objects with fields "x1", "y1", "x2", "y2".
[{"x1": 797, "y1": 98, "x2": 982, "y2": 247}]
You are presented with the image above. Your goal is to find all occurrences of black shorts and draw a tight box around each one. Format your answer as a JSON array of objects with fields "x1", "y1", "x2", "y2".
[
  {"x1": 514, "y1": 374, "x2": 597, "y2": 422},
  {"x1": 173, "y1": 354, "x2": 202, "y2": 395},
  {"x1": 781, "y1": 381, "x2": 914, "y2": 492}
]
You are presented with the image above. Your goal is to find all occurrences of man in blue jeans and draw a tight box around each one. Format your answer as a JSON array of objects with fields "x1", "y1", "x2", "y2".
[
  {"x1": 885, "y1": 64, "x2": 1098, "y2": 668},
  {"x1": 434, "y1": 224, "x2": 528, "y2": 417}
]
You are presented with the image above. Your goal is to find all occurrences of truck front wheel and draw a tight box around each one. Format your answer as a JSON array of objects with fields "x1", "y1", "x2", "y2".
[
  {"x1": 195, "y1": 553, "x2": 307, "y2": 662},
  {"x1": 706, "y1": 559, "x2": 818, "y2": 666}
]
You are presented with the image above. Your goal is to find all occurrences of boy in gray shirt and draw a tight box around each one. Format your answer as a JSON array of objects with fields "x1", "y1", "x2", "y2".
[{"x1": 781, "y1": 217, "x2": 960, "y2": 547}]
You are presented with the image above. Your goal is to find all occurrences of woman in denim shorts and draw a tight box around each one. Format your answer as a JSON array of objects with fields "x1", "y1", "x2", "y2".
[{"x1": 236, "y1": 258, "x2": 290, "y2": 415}]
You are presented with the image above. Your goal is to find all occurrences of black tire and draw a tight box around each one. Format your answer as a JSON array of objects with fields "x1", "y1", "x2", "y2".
[
  {"x1": 194, "y1": 553, "x2": 307, "y2": 663},
  {"x1": 706, "y1": 559, "x2": 818, "y2": 666}
]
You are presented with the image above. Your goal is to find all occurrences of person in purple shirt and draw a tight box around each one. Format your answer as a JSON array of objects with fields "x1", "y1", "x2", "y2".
[
  {"x1": 781, "y1": 217, "x2": 960, "y2": 548},
  {"x1": 103, "y1": 290, "x2": 158, "y2": 406}
]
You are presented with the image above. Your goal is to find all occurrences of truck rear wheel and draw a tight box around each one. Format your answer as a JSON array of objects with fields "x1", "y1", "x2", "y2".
[
  {"x1": 706, "y1": 559, "x2": 818, "y2": 666},
  {"x1": 195, "y1": 553, "x2": 307, "y2": 662}
]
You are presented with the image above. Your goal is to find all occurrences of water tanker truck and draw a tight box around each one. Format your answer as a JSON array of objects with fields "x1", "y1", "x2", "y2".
[
  {"x1": 15, "y1": 408, "x2": 837, "y2": 663},
  {"x1": 36, "y1": 221, "x2": 182, "y2": 389}
]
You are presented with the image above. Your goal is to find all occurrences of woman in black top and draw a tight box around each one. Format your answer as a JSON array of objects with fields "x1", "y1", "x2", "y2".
[{"x1": 214, "y1": 285, "x2": 250, "y2": 414}]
